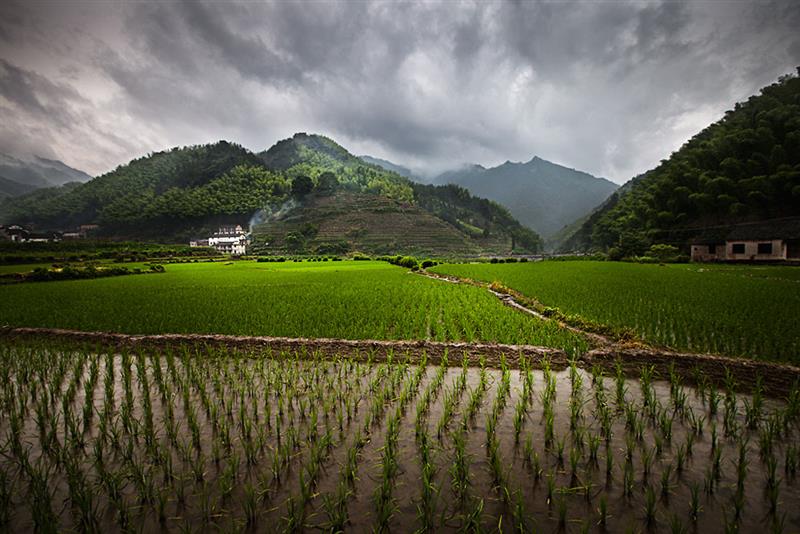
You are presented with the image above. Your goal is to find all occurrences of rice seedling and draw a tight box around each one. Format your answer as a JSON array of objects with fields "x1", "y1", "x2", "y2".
[
  {"x1": 622, "y1": 461, "x2": 634, "y2": 497},
  {"x1": 597, "y1": 494, "x2": 609, "y2": 527},
  {"x1": 689, "y1": 483, "x2": 702, "y2": 522},
  {"x1": 546, "y1": 471, "x2": 556, "y2": 507},
  {"x1": 661, "y1": 463, "x2": 673, "y2": 497},
  {"x1": 644, "y1": 484, "x2": 657, "y2": 525},
  {"x1": 450, "y1": 428, "x2": 471, "y2": 503},
  {"x1": 550, "y1": 495, "x2": 565, "y2": 531},
  {"x1": 669, "y1": 513, "x2": 687, "y2": 534}
]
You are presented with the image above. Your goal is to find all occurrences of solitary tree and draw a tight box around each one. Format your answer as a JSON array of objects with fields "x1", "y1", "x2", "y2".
[
  {"x1": 316, "y1": 171, "x2": 339, "y2": 194},
  {"x1": 291, "y1": 175, "x2": 314, "y2": 198}
]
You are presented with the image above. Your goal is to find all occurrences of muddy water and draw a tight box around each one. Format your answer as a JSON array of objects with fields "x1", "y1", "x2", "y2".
[{"x1": 0, "y1": 347, "x2": 798, "y2": 532}]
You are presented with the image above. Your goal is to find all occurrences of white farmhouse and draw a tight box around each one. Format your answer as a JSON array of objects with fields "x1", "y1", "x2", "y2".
[{"x1": 195, "y1": 225, "x2": 250, "y2": 255}]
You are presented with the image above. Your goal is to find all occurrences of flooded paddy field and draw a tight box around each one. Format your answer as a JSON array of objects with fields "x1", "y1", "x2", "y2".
[{"x1": 0, "y1": 344, "x2": 798, "y2": 532}]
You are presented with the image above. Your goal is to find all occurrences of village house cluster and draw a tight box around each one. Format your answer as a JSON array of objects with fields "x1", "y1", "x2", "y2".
[
  {"x1": 0, "y1": 224, "x2": 99, "y2": 243},
  {"x1": 190, "y1": 225, "x2": 250, "y2": 255}
]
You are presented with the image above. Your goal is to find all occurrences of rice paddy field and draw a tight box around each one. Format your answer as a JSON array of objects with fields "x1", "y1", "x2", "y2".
[
  {"x1": 1, "y1": 343, "x2": 798, "y2": 533},
  {"x1": 0, "y1": 260, "x2": 587, "y2": 355},
  {"x1": 432, "y1": 261, "x2": 800, "y2": 363}
]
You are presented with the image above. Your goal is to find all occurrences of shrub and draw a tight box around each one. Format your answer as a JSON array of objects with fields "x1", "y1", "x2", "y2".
[
  {"x1": 648, "y1": 243, "x2": 681, "y2": 263},
  {"x1": 380, "y1": 254, "x2": 419, "y2": 269},
  {"x1": 398, "y1": 256, "x2": 419, "y2": 269},
  {"x1": 13, "y1": 263, "x2": 163, "y2": 283}
]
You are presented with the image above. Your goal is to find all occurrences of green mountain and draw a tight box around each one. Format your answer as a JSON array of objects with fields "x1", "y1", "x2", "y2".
[
  {"x1": 254, "y1": 133, "x2": 541, "y2": 253},
  {"x1": 430, "y1": 157, "x2": 618, "y2": 238},
  {"x1": 0, "y1": 141, "x2": 270, "y2": 238},
  {"x1": 257, "y1": 133, "x2": 414, "y2": 202},
  {"x1": 0, "y1": 175, "x2": 38, "y2": 199},
  {"x1": 0, "y1": 153, "x2": 92, "y2": 189},
  {"x1": 0, "y1": 134, "x2": 542, "y2": 253},
  {"x1": 563, "y1": 71, "x2": 800, "y2": 255}
]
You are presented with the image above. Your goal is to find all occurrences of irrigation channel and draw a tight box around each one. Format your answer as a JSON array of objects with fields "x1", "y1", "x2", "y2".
[{"x1": 1, "y1": 332, "x2": 800, "y2": 532}]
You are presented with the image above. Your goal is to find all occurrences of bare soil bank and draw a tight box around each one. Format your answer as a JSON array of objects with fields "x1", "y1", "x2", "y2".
[{"x1": 2, "y1": 326, "x2": 799, "y2": 398}]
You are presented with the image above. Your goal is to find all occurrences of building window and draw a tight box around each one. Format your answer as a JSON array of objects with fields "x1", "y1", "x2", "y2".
[
  {"x1": 708, "y1": 244, "x2": 716, "y2": 254},
  {"x1": 758, "y1": 242, "x2": 773, "y2": 255},
  {"x1": 731, "y1": 243, "x2": 745, "y2": 254}
]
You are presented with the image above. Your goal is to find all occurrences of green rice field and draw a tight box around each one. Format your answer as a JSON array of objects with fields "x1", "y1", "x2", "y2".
[
  {"x1": 432, "y1": 261, "x2": 800, "y2": 362},
  {"x1": 0, "y1": 260, "x2": 587, "y2": 355}
]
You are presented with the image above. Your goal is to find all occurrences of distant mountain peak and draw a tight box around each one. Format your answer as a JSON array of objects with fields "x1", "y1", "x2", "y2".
[
  {"x1": 432, "y1": 154, "x2": 618, "y2": 238},
  {"x1": 0, "y1": 151, "x2": 92, "y2": 190}
]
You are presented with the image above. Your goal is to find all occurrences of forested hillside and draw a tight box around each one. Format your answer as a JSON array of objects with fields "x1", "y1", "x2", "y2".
[
  {"x1": 0, "y1": 176, "x2": 38, "y2": 199},
  {"x1": 565, "y1": 71, "x2": 800, "y2": 254},
  {"x1": 259, "y1": 133, "x2": 413, "y2": 201},
  {"x1": 0, "y1": 142, "x2": 275, "y2": 238},
  {"x1": 0, "y1": 133, "x2": 543, "y2": 252}
]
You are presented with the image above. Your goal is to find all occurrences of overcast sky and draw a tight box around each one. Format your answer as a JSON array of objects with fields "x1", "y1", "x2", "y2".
[{"x1": 0, "y1": 1, "x2": 798, "y2": 184}]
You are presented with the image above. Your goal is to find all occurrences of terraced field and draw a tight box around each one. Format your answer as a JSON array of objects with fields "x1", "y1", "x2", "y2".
[
  {"x1": 250, "y1": 192, "x2": 512, "y2": 256},
  {"x1": 432, "y1": 261, "x2": 800, "y2": 363}
]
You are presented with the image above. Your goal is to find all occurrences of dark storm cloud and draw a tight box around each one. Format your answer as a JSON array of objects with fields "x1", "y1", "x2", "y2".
[
  {"x1": 0, "y1": 59, "x2": 83, "y2": 126},
  {"x1": 0, "y1": 0, "x2": 798, "y2": 181},
  {"x1": 125, "y1": 1, "x2": 305, "y2": 85}
]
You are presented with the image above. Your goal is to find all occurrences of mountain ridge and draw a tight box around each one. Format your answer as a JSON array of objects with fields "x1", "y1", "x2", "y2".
[
  {"x1": 0, "y1": 153, "x2": 92, "y2": 189},
  {"x1": 364, "y1": 153, "x2": 618, "y2": 238},
  {"x1": 0, "y1": 134, "x2": 542, "y2": 254}
]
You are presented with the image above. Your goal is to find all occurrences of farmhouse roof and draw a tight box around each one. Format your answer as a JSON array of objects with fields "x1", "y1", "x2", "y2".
[
  {"x1": 689, "y1": 228, "x2": 728, "y2": 245},
  {"x1": 726, "y1": 217, "x2": 800, "y2": 241},
  {"x1": 690, "y1": 217, "x2": 800, "y2": 244}
]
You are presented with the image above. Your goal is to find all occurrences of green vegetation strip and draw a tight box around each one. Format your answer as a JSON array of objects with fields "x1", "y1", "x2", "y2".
[
  {"x1": 0, "y1": 264, "x2": 165, "y2": 284},
  {"x1": 0, "y1": 261, "x2": 588, "y2": 355},
  {"x1": 432, "y1": 261, "x2": 800, "y2": 363}
]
